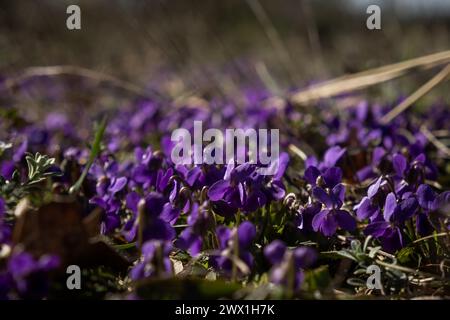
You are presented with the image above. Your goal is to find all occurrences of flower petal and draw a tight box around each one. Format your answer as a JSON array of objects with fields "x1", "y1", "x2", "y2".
[
  {"x1": 304, "y1": 166, "x2": 320, "y2": 186},
  {"x1": 160, "y1": 203, "x2": 180, "y2": 225},
  {"x1": 393, "y1": 153, "x2": 407, "y2": 177},
  {"x1": 208, "y1": 180, "x2": 231, "y2": 201},
  {"x1": 356, "y1": 197, "x2": 378, "y2": 220},
  {"x1": 263, "y1": 240, "x2": 286, "y2": 265},
  {"x1": 323, "y1": 167, "x2": 342, "y2": 188},
  {"x1": 367, "y1": 177, "x2": 382, "y2": 199},
  {"x1": 323, "y1": 146, "x2": 346, "y2": 168},
  {"x1": 383, "y1": 192, "x2": 397, "y2": 222},
  {"x1": 320, "y1": 213, "x2": 338, "y2": 236},
  {"x1": 417, "y1": 184, "x2": 437, "y2": 211},
  {"x1": 335, "y1": 210, "x2": 356, "y2": 231},
  {"x1": 312, "y1": 187, "x2": 333, "y2": 209},
  {"x1": 109, "y1": 177, "x2": 127, "y2": 194},
  {"x1": 293, "y1": 247, "x2": 317, "y2": 269},
  {"x1": 332, "y1": 183, "x2": 346, "y2": 204},
  {"x1": 312, "y1": 209, "x2": 328, "y2": 232},
  {"x1": 394, "y1": 197, "x2": 418, "y2": 223},
  {"x1": 238, "y1": 221, "x2": 256, "y2": 248}
]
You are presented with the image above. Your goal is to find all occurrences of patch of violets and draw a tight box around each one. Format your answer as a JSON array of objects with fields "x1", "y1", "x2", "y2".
[
  {"x1": 320, "y1": 101, "x2": 450, "y2": 252},
  {"x1": 295, "y1": 146, "x2": 356, "y2": 236},
  {"x1": 0, "y1": 249, "x2": 59, "y2": 300},
  {"x1": 357, "y1": 177, "x2": 450, "y2": 252},
  {"x1": 0, "y1": 81, "x2": 450, "y2": 299},
  {"x1": 207, "y1": 152, "x2": 289, "y2": 216}
]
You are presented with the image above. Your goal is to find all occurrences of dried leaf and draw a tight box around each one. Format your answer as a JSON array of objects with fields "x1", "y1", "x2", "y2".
[{"x1": 13, "y1": 196, "x2": 130, "y2": 272}]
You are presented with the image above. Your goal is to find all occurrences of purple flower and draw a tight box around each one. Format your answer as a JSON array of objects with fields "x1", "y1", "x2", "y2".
[
  {"x1": 130, "y1": 147, "x2": 167, "y2": 189},
  {"x1": 311, "y1": 184, "x2": 356, "y2": 236},
  {"x1": 207, "y1": 162, "x2": 255, "y2": 215},
  {"x1": 295, "y1": 202, "x2": 322, "y2": 232},
  {"x1": 130, "y1": 240, "x2": 173, "y2": 280},
  {"x1": 175, "y1": 164, "x2": 223, "y2": 191},
  {"x1": 175, "y1": 202, "x2": 214, "y2": 256},
  {"x1": 364, "y1": 193, "x2": 419, "y2": 252},
  {"x1": 89, "y1": 175, "x2": 128, "y2": 234},
  {"x1": 0, "y1": 139, "x2": 28, "y2": 180},
  {"x1": 305, "y1": 166, "x2": 343, "y2": 189},
  {"x1": 264, "y1": 240, "x2": 316, "y2": 292},
  {"x1": 13, "y1": 139, "x2": 28, "y2": 163},
  {"x1": 122, "y1": 192, "x2": 176, "y2": 243},
  {"x1": 305, "y1": 146, "x2": 346, "y2": 173},
  {"x1": 416, "y1": 184, "x2": 438, "y2": 211},
  {"x1": 0, "y1": 161, "x2": 15, "y2": 180},
  {"x1": 356, "y1": 196, "x2": 380, "y2": 221},
  {"x1": 355, "y1": 176, "x2": 386, "y2": 221},
  {"x1": 322, "y1": 146, "x2": 346, "y2": 169},
  {"x1": 356, "y1": 147, "x2": 386, "y2": 182},
  {"x1": 210, "y1": 221, "x2": 256, "y2": 277},
  {"x1": 5, "y1": 250, "x2": 60, "y2": 299},
  {"x1": 415, "y1": 184, "x2": 442, "y2": 236},
  {"x1": 207, "y1": 154, "x2": 288, "y2": 216}
]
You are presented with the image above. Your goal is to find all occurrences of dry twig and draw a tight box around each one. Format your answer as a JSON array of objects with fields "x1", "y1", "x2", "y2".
[
  {"x1": 380, "y1": 64, "x2": 450, "y2": 124},
  {"x1": 290, "y1": 50, "x2": 450, "y2": 105}
]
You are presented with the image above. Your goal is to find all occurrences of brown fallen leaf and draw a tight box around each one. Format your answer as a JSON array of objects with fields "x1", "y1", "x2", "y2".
[{"x1": 13, "y1": 195, "x2": 130, "y2": 273}]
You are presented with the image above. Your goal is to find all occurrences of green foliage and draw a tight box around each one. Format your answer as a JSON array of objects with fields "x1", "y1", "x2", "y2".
[
  {"x1": 0, "y1": 151, "x2": 61, "y2": 211},
  {"x1": 25, "y1": 152, "x2": 58, "y2": 185},
  {"x1": 304, "y1": 265, "x2": 332, "y2": 292},
  {"x1": 69, "y1": 117, "x2": 107, "y2": 195}
]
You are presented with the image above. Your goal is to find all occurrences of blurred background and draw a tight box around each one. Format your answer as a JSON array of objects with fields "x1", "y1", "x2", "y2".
[{"x1": 0, "y1": 0, "x2": 449, "y2": 102}]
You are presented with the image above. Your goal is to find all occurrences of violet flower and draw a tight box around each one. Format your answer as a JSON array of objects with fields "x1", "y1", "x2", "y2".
[
  {"x1": 264, "y1": 240, "x2": 316, "y2": 292},
  {"x1": 3, "y1": 250, "x2": 60, "y2": 299},
  {"x1": 210, "y1": 221, "x2": 256, "y2": 277},
  {"x1": 364, "y1": 192, "x2": 419, "y2": 252},
  {"x1": 175, "y1": 201, "x2": 214, "y2": 256},
  {"x1": 207, "y1": 153, "x2": 288, "y2": 216},
  {"x1": 122, "y1": 192, "x2": 177, "y2": 243},
  {"x1": 131, "y1": 147, "x2": 166, "y2": 189},
  {"x1": 130, "y1": 240, "x2": 173, "y2": 280},
  {"x1": 89, "y1": 175, "x2": 128, "y2": 234},
  {"x1": 311, "y1": 183, "x2": 356, "y2": 236}
]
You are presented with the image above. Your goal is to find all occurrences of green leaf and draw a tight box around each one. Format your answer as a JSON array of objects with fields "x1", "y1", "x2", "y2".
[
  {"x1": 368, "y1": 246, "x2": 381, "y2": 258},
  {"x1": 347, "y1": 277, "x2": 367, "y2": 287},
  {"x1": 304, "y1": 265, "x2": 332, "y2": 292},
  {"x1": 69, "y1": 117, "x2": 107, "y2": 194},
  {"x1": 25, "y1": 152, "x2": 59, "y2": 184},
  {"x1": 336, "y1": 250, "x2": 358, "y2": 262},
  {"x1": 363, "y1": 235, "x2": 373, "y2": 253},
  {"x1": 320, "y1": 250, "x2": 356, "y2": 261},
  {"x1": 351, "y1": 239, "x2": 361, "y2": 253},
  {"x1": 397, "y1": 246, "x2": 415, "y2": 264}
]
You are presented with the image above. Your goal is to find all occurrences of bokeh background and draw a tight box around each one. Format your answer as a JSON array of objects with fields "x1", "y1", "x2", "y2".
[{"x1": 1, "y1": 0, "x2": 449, "y2": 103}]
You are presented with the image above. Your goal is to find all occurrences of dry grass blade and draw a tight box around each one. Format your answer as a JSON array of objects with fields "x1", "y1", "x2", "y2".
[
  {"x1": 246, "y1": 0, "x2": 296, "y2": 84},
  {"x1": 1, "y1": 65, "x2": 160, "y2": 99},
  {"x1": 412, "y1": 232, "x2": 450, "y2": 244},
  {"x1": 288, "y1": 143, "x2": 307, "y2": 161},
  {"x1": 421, "y1": 125, "x2": 450, "y2": 158},
  {"x1": 290, "y1": 50, "x2": 450, "y2": 105},
  {"x1": 380, "y1": 64, "x2": 450, "y2": 124}
]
